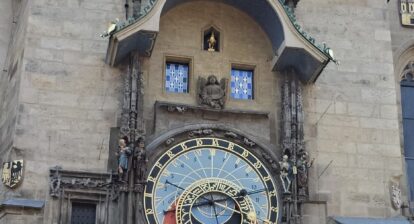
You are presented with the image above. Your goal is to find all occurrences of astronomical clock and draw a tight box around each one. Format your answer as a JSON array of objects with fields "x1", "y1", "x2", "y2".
[{"x1": 144, "y1": 137, "x2": 280, "y2": 224}]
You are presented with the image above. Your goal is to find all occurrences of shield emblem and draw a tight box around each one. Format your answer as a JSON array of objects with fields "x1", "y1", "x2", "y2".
[{"x1": 2, "y1": 160, "x2": 24, "y2": 188}]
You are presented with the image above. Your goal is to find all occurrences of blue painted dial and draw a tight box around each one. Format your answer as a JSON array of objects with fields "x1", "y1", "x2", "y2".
[{"x1": 144, "y1": 138, "x2": 279, "y2": 224}]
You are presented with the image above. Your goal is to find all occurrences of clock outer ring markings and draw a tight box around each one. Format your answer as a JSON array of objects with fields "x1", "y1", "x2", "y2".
[{"x1": 143, "y1": 137, "x2": 280, "y2": 224}]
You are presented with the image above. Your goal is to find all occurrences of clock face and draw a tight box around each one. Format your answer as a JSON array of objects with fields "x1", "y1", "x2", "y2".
[{"x1": 144, "y1": 138, "x2": 279, "y2": 224}]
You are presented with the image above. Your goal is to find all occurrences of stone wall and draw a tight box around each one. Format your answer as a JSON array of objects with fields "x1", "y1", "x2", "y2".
[
  {"x1": 296, "y1": 0, "x2": 403, "y2": 221},
  {"x1": 0, "y1": 0, "x2": 409, "y2": 223},
  {"x1": 1, "y1": 0, "x2": 125, "y2": 223},
  {"x1": 0, "y1": 0, "x2": 29, "y2": 201},
  {"x1": 143, "y1": 1, "x2": 279, "y2": 143},
  {"x1": 388, "y1": 0, "x2": 414, "y2": 216}
]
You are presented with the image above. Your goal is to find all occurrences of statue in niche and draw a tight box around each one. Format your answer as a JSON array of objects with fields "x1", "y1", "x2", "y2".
[
  {"x1": 279, "y1": 154, "x2": 292, "y2": 194},
  {"x1": 197, "y1": 75, "x2": 227, "y2": 109},
  {"x1": 208, "y1": 31, "x2": 217, "y2": 52},
  {"x1": 116, "y1": 138, "x2": 131, "y2": 182},
  {"x1": 134, "y1": 138, "x2": 148, "y2": 182},
  {"x1": 296, "y1": 151, "x2": 314, "y2": 196}
]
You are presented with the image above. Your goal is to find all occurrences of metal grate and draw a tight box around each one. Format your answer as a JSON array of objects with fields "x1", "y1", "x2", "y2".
[{"x1": 71, "y1": 202, "x2": 96, "y2": 224}]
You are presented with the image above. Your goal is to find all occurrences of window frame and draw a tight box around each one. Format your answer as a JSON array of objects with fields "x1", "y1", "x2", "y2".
[
  {"x1": 163, "y1": 55, "x2": 193, "y2": 95},
  {"x1": 229, "y1": 64, "x2": 256, "y2": 101}
]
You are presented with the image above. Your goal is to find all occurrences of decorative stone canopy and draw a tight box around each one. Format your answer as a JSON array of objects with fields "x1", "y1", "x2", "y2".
[{"x1": 105, "y1": 0, "x2": 335, "y2": 83}]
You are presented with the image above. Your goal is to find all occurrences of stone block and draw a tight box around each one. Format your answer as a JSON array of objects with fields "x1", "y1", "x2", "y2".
[
  {"x1": 40, "y1": 37, "x2": 82, "y2": 51},
  {"x1": 361, "y1": 88, "x2": 396, "y2": 104},
  {"x1": 359, "y1": 117, "x2": 399, "y2": 129},
  {"x1": 357, "y1": 143, "x2": 402, "y2": 157},
  {"x1": 38, "y1": 91, "x2": 79, "y2": 107},
  {"x1": 25, "y1": 47, "x2": 64, "y2": 62},
  {"x1": 348, "y1": 103, "x2": 378, "y2": 117},
  {"x1": 375, "y1": 29, "x2": 392, "y2": 41},
  {"x1": 318, "y1": 114, "x2": 360, "y2": 127},
  {"x1": 380, "y1": 105, "x2": 399, "y2": 119}
]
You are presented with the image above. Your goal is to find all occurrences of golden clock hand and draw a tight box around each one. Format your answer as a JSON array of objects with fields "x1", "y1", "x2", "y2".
[
  {"x1": 165, "y1": 180, "x2": 212, "y2": 202},
  {"x1": 181, "y1": 188, "x2": 269, "y2": 211},
  {"x1": 213, "y1": 202, "x2": 267, "y2": 222}
]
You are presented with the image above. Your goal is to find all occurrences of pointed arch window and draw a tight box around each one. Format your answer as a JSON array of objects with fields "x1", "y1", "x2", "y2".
[{"x1": 401, "y1": 62, "x2": 414, "y2": 210}]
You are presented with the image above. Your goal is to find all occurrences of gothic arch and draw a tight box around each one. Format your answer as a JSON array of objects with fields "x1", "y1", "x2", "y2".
[
  {"x1": 146, "y1": 123, "x2": 280, "y2": 165},
  {"x1": 105, "y1": 0, "x2": 334, "y2": 83}
]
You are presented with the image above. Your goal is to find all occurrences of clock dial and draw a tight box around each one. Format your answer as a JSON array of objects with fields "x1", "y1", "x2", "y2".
[{"x1": 144, "y1": 138, "x2": 279, "y2": 224}]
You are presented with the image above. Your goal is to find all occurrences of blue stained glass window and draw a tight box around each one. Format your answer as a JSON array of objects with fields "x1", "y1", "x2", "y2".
[
  {"x1": 231, "y1": 69, "x2": 253, "y2": 100},
  {"x1": 165, "y1": 62, "x2": 189, "y2": 93}
]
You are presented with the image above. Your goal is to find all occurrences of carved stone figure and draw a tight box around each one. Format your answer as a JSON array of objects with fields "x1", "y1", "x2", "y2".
[
  {"x1": 49, "y1": 166, "x2": 62, "y2": 197},
  {"x1": 117, "y1": 139, "x2": 131, "y2": 182},
  {"x1": 391, "y1": 183, "x2": 402, "y2": 210},
  {"x1": 224, "y1": 131, "x2": 238, "y2": 138},
  {"x1": 167, "y1": 106, "x2": 187, "y2": 113},
  {"x1": 197, "y1": 75, "x2": 227, "y2": 109},
  {"x1": 2, "y1": 160, "x2": 24, "y2": 188},
  {"x1": 208, "y1": 31, "x2": 217, "y2": 51},
  {"x1": 135, "y1": 139, "x2": 148, "y2": 182},
  {"x1": 297, "y1": 151, "x2": 314, "y2": 196},
  {"x1": 279, "y1": 155, "x2": 292, "y2": 194},
  {"x1": 189, "y1": 129, "x2": 213, "y2": 137},
  {"x1": 165, "y1": 138, "x2": 175, "y2": 146},
  {"x1": 243, "y1": 138, "x2": 256, "y2": 147},
  {"x1": 261, "y1": 152, "x2": 278, "y2": 170}
]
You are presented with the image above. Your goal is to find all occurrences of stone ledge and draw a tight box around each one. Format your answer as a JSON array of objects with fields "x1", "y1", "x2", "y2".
[
  {"x1": 0, "y1": 198, "x2": 44, "y2": 209},
  {"x1": 155, "y1": 101, "x2": 269, "y2": 118}
]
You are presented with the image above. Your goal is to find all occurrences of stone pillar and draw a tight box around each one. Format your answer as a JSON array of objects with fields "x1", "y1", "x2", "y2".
[
  {"x1": 280, "y1": 70, "x2": 310, "y2": 224},
  {"x1": 118, "y1": 51, "x2": 146, "y2": 224}
]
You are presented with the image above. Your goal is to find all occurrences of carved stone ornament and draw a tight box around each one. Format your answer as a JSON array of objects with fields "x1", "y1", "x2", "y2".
[
  {"x1": 391, "y1": 183, "x2": 402, "y2": 210},
  {"x1": 49, "y1": 167, "x2": 114, "y2": 198},
  {"x1": 189, "y1": 129, "x2": 214, "y2": 137},
  {"x1": 197, "y1": 75, "x2": 227, "y2": 109},
  {"x1": 2, "y1": 160, "x2": 23, "y2": 188}
]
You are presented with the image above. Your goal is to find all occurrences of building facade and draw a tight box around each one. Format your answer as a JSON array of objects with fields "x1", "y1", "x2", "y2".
[{"x1": 0, "y1": 0, "x2": 413, "y2": 223}]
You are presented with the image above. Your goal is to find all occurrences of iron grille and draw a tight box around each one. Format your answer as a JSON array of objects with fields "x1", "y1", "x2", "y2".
[{"x1": 71, "y1": 202, "x2": 96, "y2": 224}]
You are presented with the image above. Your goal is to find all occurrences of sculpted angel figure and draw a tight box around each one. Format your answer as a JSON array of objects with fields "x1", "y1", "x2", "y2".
[{"x1": 197, "y1": 75, "x2": 227, "y2": 109}]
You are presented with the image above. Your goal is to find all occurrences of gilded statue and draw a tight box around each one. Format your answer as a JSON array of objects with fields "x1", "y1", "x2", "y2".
[
  {"x1": 197, "y1": 75, "x2": 227, "y2": 109},
  {"x1": 208, "y1": 31, "x2": 217, "y2": 51}
]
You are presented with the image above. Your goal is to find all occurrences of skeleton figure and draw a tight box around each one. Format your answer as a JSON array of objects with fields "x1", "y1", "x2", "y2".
[
  {"x1": 117, "y1": 139, "x2": 131, "y2": 182},
  {"x1": 279, "y1": 155, "x2": 292, "y2": 194},
  {"x1": 197, "y1": 75, "x2": 227, "y2": 109}
]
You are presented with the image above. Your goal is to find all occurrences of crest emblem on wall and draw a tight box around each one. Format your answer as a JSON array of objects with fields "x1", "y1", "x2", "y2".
[{"x1": 2, "y1": 160, "x2": 24, "y2": 188}]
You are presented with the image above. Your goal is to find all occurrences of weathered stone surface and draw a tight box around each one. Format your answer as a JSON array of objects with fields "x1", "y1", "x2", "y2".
[
  {"x1": 297, "y1": 0, "x2": 403, "y2": 218},
  {"x1": 0, "y1": 0, "x2": 409, "y2": 223}
]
